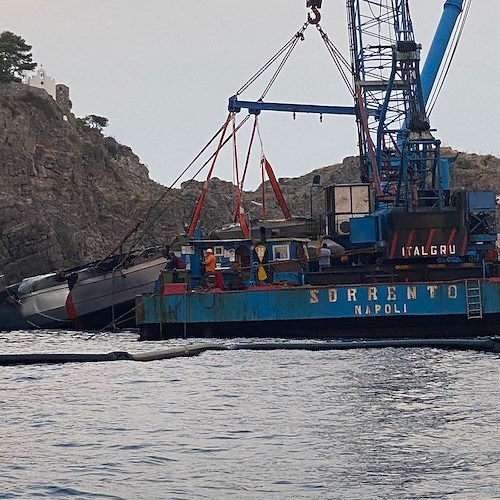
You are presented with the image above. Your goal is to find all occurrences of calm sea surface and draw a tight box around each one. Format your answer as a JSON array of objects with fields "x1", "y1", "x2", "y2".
[{"x1": 0, "y1": 331, "x2": 499, "y2": 499}]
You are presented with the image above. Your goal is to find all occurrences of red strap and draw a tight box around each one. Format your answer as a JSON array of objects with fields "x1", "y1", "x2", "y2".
[
  {"x1": 261, "y1": 159, "x2": 266, "y2": 220},
  {"x1": 262, "y1": 157, "x2": 291, "y2": 219},
  {"x1": 187, "y1": 113, "x2": 232, "y2": 237},
  {"x1": 238, "y1": 206, "x2": 250, "y2": 239}
]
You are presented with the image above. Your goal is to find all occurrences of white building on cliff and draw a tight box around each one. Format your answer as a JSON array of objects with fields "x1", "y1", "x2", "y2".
[{"x1": 26, "y1": 67, "x2": 56, "y2": 99}]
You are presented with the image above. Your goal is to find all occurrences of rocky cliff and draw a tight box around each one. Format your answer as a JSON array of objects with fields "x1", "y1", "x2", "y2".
[
  {"x1": 0, "y1": 82, "x2": 498, "y2": 283},
  {"x1": 0, "y1": 83, "x2": 167, "y2": 282}
]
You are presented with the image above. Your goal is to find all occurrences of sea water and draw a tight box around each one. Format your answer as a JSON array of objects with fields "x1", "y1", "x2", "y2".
[{"x1": 0, "y1": 331, "x2": 499, "y2": 499}]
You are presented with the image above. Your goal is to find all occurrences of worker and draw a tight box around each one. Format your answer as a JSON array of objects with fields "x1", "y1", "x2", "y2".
[
  {"x1": 319, "y1": 242, "x2": 331, "y2": 271},
  {"x1": 203, "y1": 248, "x2": 217, "y2": 287},
  {"x1": 165, "y1": 251, "x2": 186, "y2": 270}
]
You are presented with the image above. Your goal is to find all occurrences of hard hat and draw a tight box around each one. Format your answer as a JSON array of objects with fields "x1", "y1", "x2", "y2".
[{"x1": 206, "y1": 248, "x2": 214, "y2": 253}]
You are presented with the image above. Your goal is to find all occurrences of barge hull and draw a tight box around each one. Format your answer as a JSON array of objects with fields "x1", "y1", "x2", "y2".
[
  {"x1": 137, "y1": 279, "x2": 500, "y2": 340},
  {"x1": 139, "y1": 314, "x2": 500, "y2": 340}
]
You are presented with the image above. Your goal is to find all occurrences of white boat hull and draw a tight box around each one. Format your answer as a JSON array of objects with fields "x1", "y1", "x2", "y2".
[
  {"x1": 67, "y1": 256, "x2": 166, "y2": 327},
  {"x1": 17, "y1": 274, "x2": 71, "y2": 328},
  {"x1": 15, "y1": 250, "x2": 167, "y2": 330}
]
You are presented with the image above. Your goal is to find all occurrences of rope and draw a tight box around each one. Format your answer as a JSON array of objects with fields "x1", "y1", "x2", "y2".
[
  {"x1": 131, "y1": 115, "x2": 252, "y2": 245},
  {"x1": 85, "y1": 302, "x2": 138, "y2": 340},
  {"x1": 125, "y1": 118, "x2": 234, "y2": 253},
  {"x1": 316, "y1": 24, "x2": 355, "y2": 96},
  {"x1": 187, "y1": 113, "x2": 233, "y2": 237},
  {"x1": 260, "y1": 30, "x2": 304, "y2": 100},
  {"x1": 93, "y1": 117, "x2": 234, "y2": 272}
]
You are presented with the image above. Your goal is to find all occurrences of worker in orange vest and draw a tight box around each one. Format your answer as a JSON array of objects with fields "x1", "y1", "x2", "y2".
[{"x1": 203, "y1": 248, "x2": 217, "y2": 287}]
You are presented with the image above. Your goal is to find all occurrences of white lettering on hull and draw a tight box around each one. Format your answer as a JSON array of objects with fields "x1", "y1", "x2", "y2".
[
  {"x1": 401, "y1": 244, "x2": 456, "y2": 257},
  {"x1": 309, "y1": 283, "x2": 460, "y2": 317},
  {"x1": 354, "y1": 303, "x2": 408, "y2": 316}
]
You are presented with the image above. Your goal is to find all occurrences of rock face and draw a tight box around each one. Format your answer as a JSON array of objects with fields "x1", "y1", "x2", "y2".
[
  {"x1": 0, "y1": 83, "x2": 170, "y2": 282},
  {"x1": 446, "y1": 149, "x2": 500, "y2": 192},
  {"x1": 0, "y1": 82, "x2": 498, "y2": 283}
]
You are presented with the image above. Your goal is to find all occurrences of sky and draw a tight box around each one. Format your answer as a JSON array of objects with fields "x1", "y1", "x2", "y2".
[{"x1": 3, "y1": 1, "x2": 499, "y2": 190}]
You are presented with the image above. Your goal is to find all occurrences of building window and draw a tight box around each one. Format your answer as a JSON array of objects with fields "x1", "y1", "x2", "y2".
[{"x1": 272, "y1": 244, "x2": 289, "y2": 261}]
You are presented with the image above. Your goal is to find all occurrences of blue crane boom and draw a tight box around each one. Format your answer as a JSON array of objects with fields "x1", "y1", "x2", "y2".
[
  {"x1": 228, "y1": 96, "x2": 378, "y2": 117},
  {"x1": 421, "y1": 0, "x2": 465, "y2": 104}
]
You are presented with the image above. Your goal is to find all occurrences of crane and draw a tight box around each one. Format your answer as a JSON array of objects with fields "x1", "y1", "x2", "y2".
[
  {"x1": 224, "y1": 1, "x2": 495, "y2": 262},
  {"x1": 228, "y1": 1, "x2": 466, "y2": 215},
  {"x1": 348, "y1": 0, "x2": 465, "y2": 211},
  {"x1": 343, "y1": 0, "x2": 498, "y2": 265}
]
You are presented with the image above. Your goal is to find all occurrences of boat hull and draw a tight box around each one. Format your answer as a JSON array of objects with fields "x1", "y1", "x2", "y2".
[
  {"x1": 136, "y1": 279, "x2": 500, "y2": 340},
  {"x1": 17, "y1": 277, "x2": 71, "y2": 329},
  {"x1": 67, "y1": 256, "x2": 167, "y2": 329}
]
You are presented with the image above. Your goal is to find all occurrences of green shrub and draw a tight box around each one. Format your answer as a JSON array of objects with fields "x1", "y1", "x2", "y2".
[{"x1": 75, "y1": 117, "x2": 91, "y2": 133}]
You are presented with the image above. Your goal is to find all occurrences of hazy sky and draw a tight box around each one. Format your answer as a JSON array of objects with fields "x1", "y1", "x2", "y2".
[{"x1": 3, "y1": 1, "x2": 499, "y2": 189}]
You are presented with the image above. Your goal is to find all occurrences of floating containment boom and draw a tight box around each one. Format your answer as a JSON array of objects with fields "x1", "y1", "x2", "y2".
[{"x1": 1, "y1": 338, "x2": 499, "y2": 366}]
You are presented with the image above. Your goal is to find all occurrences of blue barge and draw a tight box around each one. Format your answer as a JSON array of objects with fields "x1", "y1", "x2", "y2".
[
  {"x1": 136, "y1": 269, "x2": 500, "y2": 339},
  {"x1": 136, "y1": 1, "x2": 500, "y2": 340}
]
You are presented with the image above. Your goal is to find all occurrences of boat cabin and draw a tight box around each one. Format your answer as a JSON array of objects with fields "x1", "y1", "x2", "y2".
[
  {"x1": 180, "y1": 238, "x2": 253, "y2": 289},
  {"x1": 161, "y1": 237, "x2": 310, "y2": 291},
  {"x1": 252, "y1": 237, "x2": 309, "y2": 286}
]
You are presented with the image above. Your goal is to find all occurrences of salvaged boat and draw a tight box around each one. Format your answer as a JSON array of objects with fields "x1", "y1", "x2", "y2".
[
  {"x1": 135, "y1": 0, "x2": 500, "y2": 340},
  {"x1": 7, "y1": 247, "x2": 166, "y2": 331},
  {"x1": 65, "y1": 247, "x2": 166, "y2": 329}
]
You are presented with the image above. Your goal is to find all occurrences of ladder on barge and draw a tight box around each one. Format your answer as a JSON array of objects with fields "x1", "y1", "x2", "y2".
[{"x1": 465, "y1": 279, "x2": 483, "y2": 319}]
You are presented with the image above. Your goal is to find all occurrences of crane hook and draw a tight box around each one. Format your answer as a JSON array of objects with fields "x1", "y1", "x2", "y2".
[
  {"x1": 306, "y1": 0, "x2": 322, "y2": 25},
  {"x1": 307, "y1": 6, "x2": 321, "y2": 25}
]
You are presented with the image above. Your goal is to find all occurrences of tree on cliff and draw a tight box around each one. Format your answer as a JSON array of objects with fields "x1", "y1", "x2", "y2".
[
  {"x1": 85, "y1": 114, "x2": 109, "y2": 130},
  {"x1": 0, "y1": 31, "x2": 37, "y2": 83}
]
